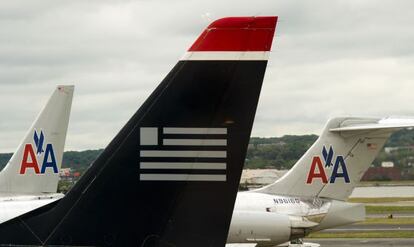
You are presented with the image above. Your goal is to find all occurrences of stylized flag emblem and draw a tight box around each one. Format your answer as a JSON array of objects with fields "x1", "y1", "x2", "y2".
[{"x1": 139, "y1": 127, "x2": 227, "y2": 182}]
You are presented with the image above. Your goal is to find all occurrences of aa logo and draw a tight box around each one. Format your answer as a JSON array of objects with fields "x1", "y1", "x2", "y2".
[
  {"x1": 20, "y1": 130, "x2": 58, "y2": 174},
  {"x1": 306, "y1": 145, "x2": 350, "y2": 184}
]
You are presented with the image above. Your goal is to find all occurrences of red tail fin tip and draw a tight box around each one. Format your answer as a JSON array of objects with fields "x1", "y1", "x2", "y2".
[{"x1": 188, "y1": 16, "x2": 278, "y2": 52}]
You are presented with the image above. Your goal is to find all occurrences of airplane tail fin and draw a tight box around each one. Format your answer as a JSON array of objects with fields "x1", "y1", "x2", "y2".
[
  {"x1": 0, "y1": 85, "x2": 74, "y2": 194},
  {"x1": 256, "y1": 117, "x2": 414, "y2": 201},
  {"x1": 0, "y1": 17, "x2": 277, "y2": 247}
]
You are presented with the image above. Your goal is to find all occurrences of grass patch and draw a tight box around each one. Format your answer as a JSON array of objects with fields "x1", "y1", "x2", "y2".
[
  {"x1": 358, "y1": 217, "x2": 414, "y2": 225},
  {"x1": 349, "y1": 197, "x2": 414, "y2": 203},
  {"x1": 308, "y1": 231, "x2": 414, "y2": 238},
  {"x1": 366, "y1": 206, "x2": 414, "y2": 214}
]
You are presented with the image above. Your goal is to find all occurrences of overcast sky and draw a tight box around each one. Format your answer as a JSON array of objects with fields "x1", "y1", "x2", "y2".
[{"x1": 1, "y1": 0, "x2": 414, "y2": 152}]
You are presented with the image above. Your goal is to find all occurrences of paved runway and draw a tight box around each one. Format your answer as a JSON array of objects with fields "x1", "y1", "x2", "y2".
[{"x1": 307, "y1": 238, "x2": 414, "y2": 247}]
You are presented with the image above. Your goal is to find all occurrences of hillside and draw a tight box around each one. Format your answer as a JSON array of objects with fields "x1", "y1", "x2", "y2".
[
  {"x1": 0, "y1": 150, "x2": 103, "y2": 172},
  {"x1": 246, "y1": 135, "x2": 318, "y2": 169}
]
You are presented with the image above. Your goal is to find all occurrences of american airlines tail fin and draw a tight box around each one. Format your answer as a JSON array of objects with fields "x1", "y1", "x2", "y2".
[
  {"x1": 0, "y1": 17, "x2": 277, "y2": 246},
  {"x1": 0, "y1": 85, "x2": 74, "y2": 194},
  {"x1": 256, "y1": 117, "x2": 414, "y2": 201}
]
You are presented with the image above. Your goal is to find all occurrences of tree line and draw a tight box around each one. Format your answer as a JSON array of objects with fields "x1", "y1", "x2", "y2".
[{"x1": 0, "y1": 129, "x2": 414, "y2": 172}]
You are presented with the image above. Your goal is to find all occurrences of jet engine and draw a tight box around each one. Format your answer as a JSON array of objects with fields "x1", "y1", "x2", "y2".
[{"x1": 227, "y1": 211, "x2": 316, "y2": 246}]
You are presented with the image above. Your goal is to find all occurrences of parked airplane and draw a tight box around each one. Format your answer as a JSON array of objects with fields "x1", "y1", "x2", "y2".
[
  {"x1": 227, "y1": 116, "x2": 414, "y2": 247},
  {"x1": 0, "y1": 85, "x2": 73, "y2": 224},
  {"x1": 0, "y1": 16, "x2": 278, "y2": 246}
]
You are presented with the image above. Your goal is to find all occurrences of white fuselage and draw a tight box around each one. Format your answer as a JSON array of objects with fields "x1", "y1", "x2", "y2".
[
  {"x1": 0, "y1": 189, "x2": 363, "y2": 247},
  {"x1": 227, "y1": 191, "x2": 365, "y2": 246},
  {"x1": 0, "y1": 193, "x2": 63, "y2": 224},
  {"x1": 0, "y1": 191, "x2": 361, "y2": 246},
  {"x1": 234, "y1": 192, "x2": 312, "y2": 214}
]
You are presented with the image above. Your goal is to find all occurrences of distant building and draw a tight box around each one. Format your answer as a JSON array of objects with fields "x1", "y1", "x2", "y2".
[
  {"x1": 59, "y1": 168, "x2": 73, "y2": 182},
  {"x1": 401, "y1": 167, "x2": 414, "y2": 180},
  {"x1": 384, "y1": 147, "x2": 399, "y2": 154},
  {"x1": 240, "y1": 169, "x2": 287, "y2": 186},
  {"x1": 384, "y1": 145, "x2": 414, "y2": 154},
  {"x1": 381, "y1": 161, "x2": 395, "y2": 168},
  {"x1": 362, "y1": 167, "x2": 401, "y2": 181},
  {"x1": 59, "y1": 168, "x2": 72, "y2": 177}
]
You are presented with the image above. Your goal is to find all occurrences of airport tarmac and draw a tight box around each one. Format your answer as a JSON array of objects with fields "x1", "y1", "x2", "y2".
[
  {"x1": 350, "y1": 186, "x2": 414, "y2": 198},
  {"x1": 306, "y1": 238, "x2": 414, "y2": 247},
  {"x1": 321, "y1": 224, "x2": 414, "y2": 232},
  {"x1": 367, "y1": 212, "x2": 414, "y2": 218}
]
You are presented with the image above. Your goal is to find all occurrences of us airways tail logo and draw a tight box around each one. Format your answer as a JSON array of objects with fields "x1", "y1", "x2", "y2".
[
  {"x1": 306, "y1": 146, "x2": 350, "y2": 184},
  {"x1": 20, "y1": 130, "x2": 58, "y2": 174},
  {"x1": 139, "y1": 127, "x2": 227, "y2": 182}
]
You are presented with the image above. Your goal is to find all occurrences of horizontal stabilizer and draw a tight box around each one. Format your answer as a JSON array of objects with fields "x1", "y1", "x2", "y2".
[{"x1": 330, "y1": 117, "x2": 414, "y2": 132}]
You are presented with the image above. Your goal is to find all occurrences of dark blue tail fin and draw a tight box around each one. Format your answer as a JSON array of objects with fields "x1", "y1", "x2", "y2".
[{"x1": 0, "y1": 16, "x2": 278, "y2": 247}]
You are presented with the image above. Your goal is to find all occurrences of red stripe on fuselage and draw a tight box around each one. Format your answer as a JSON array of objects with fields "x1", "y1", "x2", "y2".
[{"x1": 189, "y1": 16, "x2": 278, "y2": 52}]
